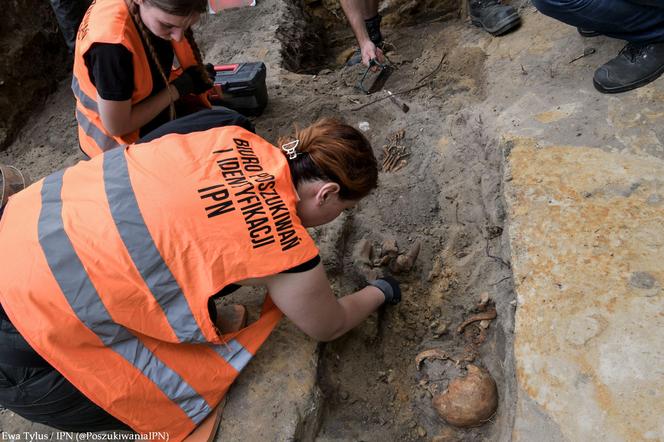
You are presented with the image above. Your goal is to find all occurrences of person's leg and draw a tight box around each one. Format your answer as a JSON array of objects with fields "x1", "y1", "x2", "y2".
[
  {"x1": 0, "y1": 313, "x2": 130, "y2": 432},
  {"x1": 364, "y1": 3, "x2": 383, "y2": 48},
  {"x1": 631, "y1": 0, "x2": 664, "y2": 9},
  {"x1": 49, "y1": 0, "x2": 91, "y2": 53},
  {"x1": 137, "y1": 108, "x2": 256, "y2": 144},
  {"x1": 357, "y1": 0, "x2": 379, "y2": 20},
  {"x1": 533, "y1": 0, "x2": 664, "y2": 93},
  {"x1": 532, "y1": 0, "x2": 664, "y2": 43},
  {"x1": 342, "y1": 0, "x2": 383, "y2": 66}
]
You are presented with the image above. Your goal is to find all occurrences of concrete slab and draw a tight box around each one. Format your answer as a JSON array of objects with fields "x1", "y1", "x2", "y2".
[
  {"x1": 479, "y1": 7, "x2": 664, "y2": 442},
  {"x1": 506, "y1": 139, "x2": 664, "y2": 441}
]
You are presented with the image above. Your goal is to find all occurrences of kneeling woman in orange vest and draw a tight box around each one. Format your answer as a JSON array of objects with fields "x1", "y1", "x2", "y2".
[
  {"x1": 73, "y1": 0, "x2": 214, "y2": 157},
  {"x1": 0, "y1": 115, "x2": 401, "y2": 440}
]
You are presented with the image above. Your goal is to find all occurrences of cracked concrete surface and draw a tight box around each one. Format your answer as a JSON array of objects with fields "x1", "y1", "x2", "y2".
[
  {"x1": 481, "y1": 8, "x2": 664, "y2": 442},
  {"x1": 506, "y1": 140, "x2": 664, "y2": 441}
]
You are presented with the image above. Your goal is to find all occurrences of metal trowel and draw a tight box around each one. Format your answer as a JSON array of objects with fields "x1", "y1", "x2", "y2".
[{"x1": 357, "y1": 58, "x2": 394, "y2": 94}]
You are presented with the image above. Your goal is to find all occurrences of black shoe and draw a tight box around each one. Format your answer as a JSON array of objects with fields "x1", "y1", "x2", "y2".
[
  {"x1": 346, "y1": 49, "x2": 362, "y2": 66},
  {"x1": 593, "y1": 42, "x2": 664, "y2": 93},
  {"x1": 469, "y1": 0, "x2": 521, "y2": 36},
  {"x1": 578, "y1": 27, "x2": 601, "y2": 38}
]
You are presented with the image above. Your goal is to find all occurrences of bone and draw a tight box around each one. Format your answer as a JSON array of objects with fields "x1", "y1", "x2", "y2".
[
  {"x1": 389, "y1": 240, "x2": 421, "y2": 273},
  {"x1": 456, "y1": 308, "x2": 497, "y2": 335},
  {"x1": 353, "y1": 238, "x2": 373, "y2": 267}
]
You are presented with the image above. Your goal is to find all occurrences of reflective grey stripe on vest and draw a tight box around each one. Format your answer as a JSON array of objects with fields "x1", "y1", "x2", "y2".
[
  {"x1": 103, "y1": 149, "x2": 256, "y2": 371},
  {"x1": 72, "y1": 75, "x2": 122, "y2": 152},
  {"x1": 103, "y1": 148, "x2": 207, "y2": 343},
  {"x1": 213, "y1": 340, "x2": 253, "y2": 372},
  {"x1": 71, "y1": 76, "x2": 98, "y2": 113},
  {"x1": 76, "y1": 109, "x2": 122, "y2": 152},
  {"x1": 38, "y1": 171, "x2": 212, "y2": 425}
]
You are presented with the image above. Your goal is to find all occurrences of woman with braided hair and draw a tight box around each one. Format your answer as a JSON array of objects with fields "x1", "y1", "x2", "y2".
[{"x1": 72, "y1": 0, "x2": 232, "y2": 157}]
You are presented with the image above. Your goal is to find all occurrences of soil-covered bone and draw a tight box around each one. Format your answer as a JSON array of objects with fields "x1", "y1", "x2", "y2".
[
  {"x1": 432, "y1": 365, "x2": 498, "y2": 428},
  {"x1": 456, "y1": 308, "x2": 497, "y2": 335},
  {"x1": 477, "y1": 292, "x2": 491, "y2": 310},
  {"x1": 389, "y1": 240, "x2": 421, "y2": 273},
  {"x1": 352, "y1": 238, "x2": 373, "y2": 267},
  {"x1": 381, "y1": 129, "x2": 410, "y2": 172},
  {"x1": 416, "y1": 348, "x2": 453, "y2": 370}
]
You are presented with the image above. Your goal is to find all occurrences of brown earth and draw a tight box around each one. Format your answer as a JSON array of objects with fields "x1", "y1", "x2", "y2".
[
  {"x1": 0, "y1": 0, "x2": 522, "y2": 439},
  {"x1": 0, "y1": 0, "x2": 69, "y2": 149}
]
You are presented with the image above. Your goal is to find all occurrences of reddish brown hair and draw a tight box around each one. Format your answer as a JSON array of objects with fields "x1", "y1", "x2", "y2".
[{"x1": 279, "y1": 119, "x2": 378, "y2": 201}]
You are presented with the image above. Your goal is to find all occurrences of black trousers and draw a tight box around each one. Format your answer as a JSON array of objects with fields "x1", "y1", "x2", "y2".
[
  {"x1": 49, "y1": 0, "x2": 90, "y2": 53},
  {"x1": 0, "y1": 308, "x2": 130, "y2": 432},
  {"x1": 0, "y1": 107, "x2": 253, "y2": 431},
  {"x1": 136, "y1": 107, "x2": 255, "y2": 144},
  {"x1": 532, "y1": 0, "x2": 664, "y2": 44}
]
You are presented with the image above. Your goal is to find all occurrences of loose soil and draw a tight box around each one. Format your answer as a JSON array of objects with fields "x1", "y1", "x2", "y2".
[{"x1": 0, "y1": 1, "x2": 519, "y2": 440}]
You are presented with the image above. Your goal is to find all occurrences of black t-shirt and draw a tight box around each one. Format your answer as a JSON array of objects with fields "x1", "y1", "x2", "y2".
[
  {"x1": 207, "y1": 256, "x2": 321, "y2": 322},
  {"x1": 83, "y1": 30, "x2": 175, "y2": 136},
  {"x1": 213, "y1": 256, "x2": 322, "y2": 298}
]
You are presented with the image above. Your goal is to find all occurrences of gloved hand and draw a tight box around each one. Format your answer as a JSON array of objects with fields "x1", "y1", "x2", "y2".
[
  {"x1": 171, "y1": 66, "x2": 213, "y2": 97},
  {"x1": 369, "y1": 276, "x2": 401, "y2": 305}
]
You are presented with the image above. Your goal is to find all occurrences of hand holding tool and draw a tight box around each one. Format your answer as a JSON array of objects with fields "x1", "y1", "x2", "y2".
[{"x1": 357, "y1": 58, "x2": 394, "y2": 94}]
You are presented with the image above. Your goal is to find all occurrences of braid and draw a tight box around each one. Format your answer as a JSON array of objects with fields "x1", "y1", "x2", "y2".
[
  {"x1": 126, "y1": 0, "x2": 176, "y2": 120},
  {"x1": 184, "y1": 28, "x2": 213, "y2": 88}
]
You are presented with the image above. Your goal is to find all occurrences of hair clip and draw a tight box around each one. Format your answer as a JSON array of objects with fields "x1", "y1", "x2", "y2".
[{"x1": 281, "y1": 139, "x2": 299, "y2": 160}]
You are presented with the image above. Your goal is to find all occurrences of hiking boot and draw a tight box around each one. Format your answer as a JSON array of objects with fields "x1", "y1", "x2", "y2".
[
  {"x1": 469, "y1": 0, "x2": 521, "y2": 36},
  {"x1": 578, "y1": 27, "x2": 601, "y2": 38},
  {"x1": 346, "y1": 49, "x2": 364, "y2": 66},
  {"x1": 593, "y1": 42, "x2": 664, "y2": 93}
]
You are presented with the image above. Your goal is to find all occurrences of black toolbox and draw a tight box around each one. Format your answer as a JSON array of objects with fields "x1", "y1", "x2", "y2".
[{"x1": 207, "y1": 62, "x2": 268, "y2": 117}]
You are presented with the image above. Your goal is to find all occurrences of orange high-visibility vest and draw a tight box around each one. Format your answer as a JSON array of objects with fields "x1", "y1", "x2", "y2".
[
  {"x1": 72, "y1": 0, "x2": 211, "y2": 158},
  {"x1": 0, "y1": 126, "x2": 318, "y2": 440}
]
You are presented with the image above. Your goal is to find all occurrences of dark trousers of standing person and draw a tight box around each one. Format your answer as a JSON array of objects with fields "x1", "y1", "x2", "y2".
[
  {"x1": 0, "y1": 108, "x2": 252, "y2": 432},
  {"x1": 532, "y1": 0, "x2": 664, "y2": 93},
  {"x1": 532, "y1": 0, "x2": 664, "y2": 43},
  {"x1": 49, "y1": 0, "x2": 91, "y2": 53}
]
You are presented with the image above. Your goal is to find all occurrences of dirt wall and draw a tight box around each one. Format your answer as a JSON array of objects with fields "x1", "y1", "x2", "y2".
[
  {"x1": 0, "y1": 0, "x2": 68, "y2": 150},
  {"x1": 304, "y1": 0, "x2": 460, "y2": 30}
]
